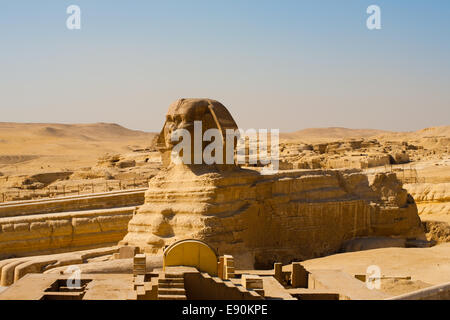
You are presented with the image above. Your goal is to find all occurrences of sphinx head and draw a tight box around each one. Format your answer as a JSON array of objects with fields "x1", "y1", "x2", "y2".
[{"x1": 157, "y1": 98, "x2": 239, "y2": 168}]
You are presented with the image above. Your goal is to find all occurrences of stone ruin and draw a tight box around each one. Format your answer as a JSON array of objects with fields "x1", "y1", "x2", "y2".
[{"x1": 120, "y1": 98, "x2": 424, "y2": 268}]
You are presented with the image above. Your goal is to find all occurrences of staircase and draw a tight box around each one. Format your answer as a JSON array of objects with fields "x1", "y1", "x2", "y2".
[{"x1": 157, "y1": 273, "x2": 187, "y2": 300}]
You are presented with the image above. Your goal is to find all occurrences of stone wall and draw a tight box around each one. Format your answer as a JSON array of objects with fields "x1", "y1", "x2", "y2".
[
  {"x1": 0, "y1": 189, "x2": 147, "y2": 259},
  {"x1": 0, "y1": 206, "x2": 136, "y2": 259},
  {"x1": 0, "y1": 189, "x2": 145, "y2": 218}
]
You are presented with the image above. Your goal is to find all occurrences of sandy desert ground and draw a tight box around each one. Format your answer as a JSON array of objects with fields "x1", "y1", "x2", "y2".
[
  {"x1": 0, "y1": 122, "x2": 156, "y2": 174},
  {"x1": 0, "y1": 123, "x2": 158, "y2": 199},
  {"x1": 284, "y1": 243, "x2": 450, "y2": 296}
]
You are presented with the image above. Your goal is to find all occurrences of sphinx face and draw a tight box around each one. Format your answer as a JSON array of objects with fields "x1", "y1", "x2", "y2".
[
  {"x1": 157, "y1": 98, "x2": 239, "y2": 167},
  {"x1": 162, "y1": 99, "x2": 219, "y2": 150}
]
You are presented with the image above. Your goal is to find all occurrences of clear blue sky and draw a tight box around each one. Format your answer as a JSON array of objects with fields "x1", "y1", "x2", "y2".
[{"x1": 1, "y1": 1, "x2": 449, "y2": 132}]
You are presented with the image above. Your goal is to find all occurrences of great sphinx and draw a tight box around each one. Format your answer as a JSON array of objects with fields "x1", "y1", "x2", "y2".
[{"x1": 120, "y1": 98, "x2": 424, "y2": 268}]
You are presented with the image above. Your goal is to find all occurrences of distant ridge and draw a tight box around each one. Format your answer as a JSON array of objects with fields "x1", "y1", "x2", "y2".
[
  {"x1": 0, "y1": 122, "x2": 157, "y2": 156},
  {"x1": 0, "y1": 122, "x2": 156, "y2": 141},
  {"x1": 0, "y1": 122, "x2": 448, "y2": 152},
  {"x1": 376, "y1": 126, "x2": 450, "y2": 141},
  {"x1": 280, "y1": 127, "x2": 391, "y2": 142},
  {"x1": 280, "y1": 126, "x2": 450, "y2": 143}
]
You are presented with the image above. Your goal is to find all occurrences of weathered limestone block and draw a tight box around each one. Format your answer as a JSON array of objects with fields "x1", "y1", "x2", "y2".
[
  {"x1": 14, "y1": 223, "x2": 29, "y2": 232},
  {"x1": 404, "y1": 183, "x2": 450, "y2": 216},
  {"x1": 1, "y1": 223, "x2": 14, "y2": 232},
  {"x1": 291, "y1": 262, "x2": 308, "y2": 288},
  {"x1": 391, "y1": 151, "x2": 410, "y2": 164},
  {"x1": 97, "y1": 214, "x2": 133, "y2": 232},
  {"x1": 73, "y1": 217, "x2": 102, "y2": 234},
  {"x1": 49, "y1": 219, "x2": 73, "y2": 236},
  {"x1": 14, "y1": 259, "x2": 58, "y2": 283},
  {"x1": 118, "y1": 246, "x2": 139, "y2": 259}
]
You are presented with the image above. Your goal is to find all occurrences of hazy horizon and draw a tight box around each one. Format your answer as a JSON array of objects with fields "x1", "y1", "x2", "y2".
[
  {"x1": 2, "y1": 120, "x2": 449, "y2": 135},
  {"x1": 1, "y1": 1, "x2": 449, "y2": 132}
]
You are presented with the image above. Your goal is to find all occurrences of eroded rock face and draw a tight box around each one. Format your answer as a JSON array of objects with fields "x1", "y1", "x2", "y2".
[{"x1": 120, "y1": 98, "x2": 424, "y2": 268}]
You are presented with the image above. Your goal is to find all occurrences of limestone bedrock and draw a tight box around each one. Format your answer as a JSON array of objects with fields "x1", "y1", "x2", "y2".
[{"x1": 120, "y1": 98, "x2": 424, "y2": 269}]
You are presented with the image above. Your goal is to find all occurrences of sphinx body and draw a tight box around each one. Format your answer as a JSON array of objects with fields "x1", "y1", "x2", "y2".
[{"x1": 120, "y1": 98, "x2": 424, "y2": 268}]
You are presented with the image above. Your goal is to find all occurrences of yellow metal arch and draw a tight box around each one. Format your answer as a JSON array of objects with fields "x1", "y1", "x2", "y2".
[{"x1": 163, "y1": 239, "x2": 218, "y2": 276}]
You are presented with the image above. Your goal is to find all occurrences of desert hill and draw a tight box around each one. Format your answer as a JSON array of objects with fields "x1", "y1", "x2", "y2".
[
  {"x1": 2, "y1": 123, "x2": 448, "y2": 155},
  {"x1": 0, "y1": 122, "x2": 448, "y2": 175},
  {"x1": 281, "y1": 127, "x2": 390, "y2": 142},
  {"x1": 376, "y1": 126, "x2": 450, "y2": 141},
  {"x1": 281, "y1": 126, "x2": 450, "y2": 143},
  {"x1": 0, "y1": 122, "x2": 157, "y2": 173},
  {"x1": 0, "y1": 122, "x2": 156, "y2": 156}
]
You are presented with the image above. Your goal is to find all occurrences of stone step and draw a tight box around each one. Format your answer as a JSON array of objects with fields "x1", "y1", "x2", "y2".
[
  {"x1": 163, "y1": 273, "x2": 184, "y2": 279},
  {"x1": 158, "y1": 294, "x2": 187, "y2": 300},
  {"x1": 158, "y1": 288, "x2": 186, "y2": 295},
  {"x1": 158, "y1": 278, "x2": 184, "y2": 284},
  {"x1": 158, "y1": 282, "x2": 185, "y2": 289},
  {"x1": 212, "y1": 277, "x2": 224, "y2": 284}
]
